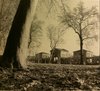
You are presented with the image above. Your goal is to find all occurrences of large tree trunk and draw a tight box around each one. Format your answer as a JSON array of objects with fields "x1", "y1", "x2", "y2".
[{"x1": 0, "y1": 0, "x2": 38, "y2": 69}]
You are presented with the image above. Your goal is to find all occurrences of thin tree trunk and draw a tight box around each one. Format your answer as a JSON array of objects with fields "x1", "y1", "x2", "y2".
[
  {"x1": 80, "y1": 38, "x2": 83, "y2": 64},
  {"x1": 0, "y1": 0, "x2": 38, "y2": 69},
  {"x1": 79, "y1": 21, "x2": 84, "y2": 65},
  {"x1": 50, "y1": 48, "x2": 55, "y2": 63}
]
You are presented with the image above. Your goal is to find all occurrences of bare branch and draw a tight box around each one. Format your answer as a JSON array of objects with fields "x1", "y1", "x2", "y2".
[
  {"x1": 82, "y1": 21, "x2": 97, "y2": 31},
  {"x1": 28, "y1": 15, "x2": 43, "y2": 49},
  {"x1": 83, "y1": 35, "x2": 98, "y2": 41},
  {"x1": 82, "y1": 6, "x2": 98, "y2": 21},
  {"x1": 47, "y1": 25, "x2": 65, "y2": 49}
]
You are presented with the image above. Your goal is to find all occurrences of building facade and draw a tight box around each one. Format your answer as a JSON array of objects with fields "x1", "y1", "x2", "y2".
[
  {"x1": 50, "y1": 48, "x2": 70, "y2": 64},
  {"x1": 35, "y1": 52, "x2": 50, "y2": 63},
  {"x1": 73, "y1": 49, "x2": 94, "y2": 64}
]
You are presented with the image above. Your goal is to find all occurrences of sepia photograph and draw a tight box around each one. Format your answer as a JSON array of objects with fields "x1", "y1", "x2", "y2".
[{"x1": 0, "y1": 0, "x2": 100, "y2": 90}]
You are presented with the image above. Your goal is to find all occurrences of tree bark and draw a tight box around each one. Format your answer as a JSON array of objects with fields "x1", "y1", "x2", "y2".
[
  {"x1": 80, "y1": 38, "x2": 83, "y2": 64},
  {"x1": 0, "y1": 0, "x2": 38, "y2": 69},
  {"x1": 79, "y1": 21, "x2": 84, "y2": 65}
]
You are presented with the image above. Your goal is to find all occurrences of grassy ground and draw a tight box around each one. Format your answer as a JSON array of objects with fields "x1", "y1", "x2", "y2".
[
  {"x1": 28, "y1": 63, "x2": 100, "y2": 69},
  {"x1": 0, "y1": 63, "x2": 100, "y2": 91}
]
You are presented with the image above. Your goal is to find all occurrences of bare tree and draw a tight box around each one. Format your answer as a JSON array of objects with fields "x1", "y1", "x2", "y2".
[
  {"x1": 47, "y1": 25, "x2": 65, "y2": 62},
  {"x1": 60, "y1": 1, "x2": 98, "y2": 64},
  {"x1": 47, "y1": 26, "x2": 65, "y2": 49},
  {"x1": 28, "y1": 15, "x2": 43, "y2": 55},
  {"x1": 0, "y1": 0, "x2": 39, "y2": 69}
]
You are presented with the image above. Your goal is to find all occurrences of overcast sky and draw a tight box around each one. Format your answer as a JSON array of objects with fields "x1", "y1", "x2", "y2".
[{"x1": 35, "y1": 0, "x2": 100, "y2": 56}]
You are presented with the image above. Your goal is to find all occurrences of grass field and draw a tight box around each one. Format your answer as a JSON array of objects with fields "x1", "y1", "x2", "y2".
[{"x1": 28, "y1": 63, "x2": 100, "y2": 69}]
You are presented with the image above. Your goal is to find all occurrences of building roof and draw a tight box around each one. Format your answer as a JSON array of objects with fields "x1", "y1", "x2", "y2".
[
  {"x1": 36, "y1": 52, "x2": 49, "y2": 55},
  {"x1": 74, "y1": 49, "x2": 93, "y2": 53},
  {"x1": 51, "y1": 48, "x2": 69, "y2": 52}
]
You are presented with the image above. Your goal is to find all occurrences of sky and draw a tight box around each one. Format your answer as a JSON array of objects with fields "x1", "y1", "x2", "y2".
[{"x1": 34, "y1": 0, "x2": 100, "y2": 56}]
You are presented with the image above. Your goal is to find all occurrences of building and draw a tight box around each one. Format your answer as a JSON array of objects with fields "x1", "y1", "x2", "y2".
[
  {"x1": 50, "y1": 48, "x2": 70, "y2": 64},
  {"x1": 27, "y1": 56, "x2": 35, "y2": 63},
  {"x1": 73, "y1": 49, "x2": 94, "y2": 64},
  {"x1": 35, "y1": 52, "x2": 50, "y2": 63},
  {"x1": 87, "y1": 56, "x2": 100, "y2": 65}
]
